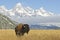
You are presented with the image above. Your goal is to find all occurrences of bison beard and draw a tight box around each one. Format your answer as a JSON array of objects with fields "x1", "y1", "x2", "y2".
[{"x1": 15, "y1": 24, "x2": 30, "y2": 36}]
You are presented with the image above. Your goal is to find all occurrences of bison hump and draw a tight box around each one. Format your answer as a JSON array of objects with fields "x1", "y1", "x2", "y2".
[{"x1": 17, "y1": 23, "x2": 23, "y2": 30}]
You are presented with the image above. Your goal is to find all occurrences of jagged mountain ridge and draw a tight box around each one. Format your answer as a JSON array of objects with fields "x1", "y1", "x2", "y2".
[
  {"x1": 0, "y1": 3, "x2": 60, "y2": 27},
  {"x1": 0, "y1": 3, "x2": 54, "y2": 17},
  {"x1": 0, "y1": 3, "x2": 54, "y2": 23}
]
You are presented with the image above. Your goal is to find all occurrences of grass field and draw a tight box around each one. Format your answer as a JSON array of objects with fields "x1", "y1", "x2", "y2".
[{"x1": 0, "y1": 29, "x2": 60, "y2": 40}]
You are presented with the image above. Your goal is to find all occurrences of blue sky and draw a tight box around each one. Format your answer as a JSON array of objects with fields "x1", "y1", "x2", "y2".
[{"x1": 0, "y1": 0, "x2": 60, "y2": 14}]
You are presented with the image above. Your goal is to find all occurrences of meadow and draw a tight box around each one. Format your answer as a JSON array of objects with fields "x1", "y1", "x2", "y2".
[{"x1": 0, "y1": 29, "x2": 60, "y2": 40}]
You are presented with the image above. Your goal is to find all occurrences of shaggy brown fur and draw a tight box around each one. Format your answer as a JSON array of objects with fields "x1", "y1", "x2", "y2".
[
  {"x1": 17, "y1": 23, "x2": 23, "y2": 31},
  {"x1": 15, "y1": 23, "x2": 30, "y2": 36}
]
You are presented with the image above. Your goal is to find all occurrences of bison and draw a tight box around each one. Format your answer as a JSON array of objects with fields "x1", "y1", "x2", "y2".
[{"x1": 15, "y1": 23, "x2": 30, "y2": 36}]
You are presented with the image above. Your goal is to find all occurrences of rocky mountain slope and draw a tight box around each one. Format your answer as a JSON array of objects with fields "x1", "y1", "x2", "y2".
[{"x1": 0, "y1": 14, "x2": 16, "y2": 29}]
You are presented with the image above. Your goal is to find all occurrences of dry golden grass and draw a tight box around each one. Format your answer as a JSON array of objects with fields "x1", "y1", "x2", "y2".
[{"x1": 0, "y1": 29, "x2": 60, "y2": 40}]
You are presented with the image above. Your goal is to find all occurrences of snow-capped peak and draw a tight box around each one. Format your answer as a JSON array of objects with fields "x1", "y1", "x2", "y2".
[
  {"x1": 0, "y1": 5, "x2": 8, "y2": 12},
  {"x1": 0, "y1": 3, "x2": 54, "y2": 17},
  {"x1": 35, "y1": 7, "x2": 53, "y2": 17},
  {"x1": 40, "y1": 7, "x2": 46, "y2": 12},
  {"x1": 16, "y1": 3, "x2": 22, "y2": 6}
]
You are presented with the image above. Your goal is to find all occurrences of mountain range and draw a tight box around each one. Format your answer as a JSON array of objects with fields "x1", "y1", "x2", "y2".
[
  {"x1": 0, "y1": 3, "x2": 54, "y2": 17},
  {"x1": 0, "y1": 3, "x2": 60, "y2": 27}
]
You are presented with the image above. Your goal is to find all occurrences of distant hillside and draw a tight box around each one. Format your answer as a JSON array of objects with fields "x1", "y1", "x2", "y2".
[
  {"x1": 30, "y1": 25, "x2": 60, "y2": 30},
  {"x1": 0, "y1": 14, "x2": 17, "y2": 29}
]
